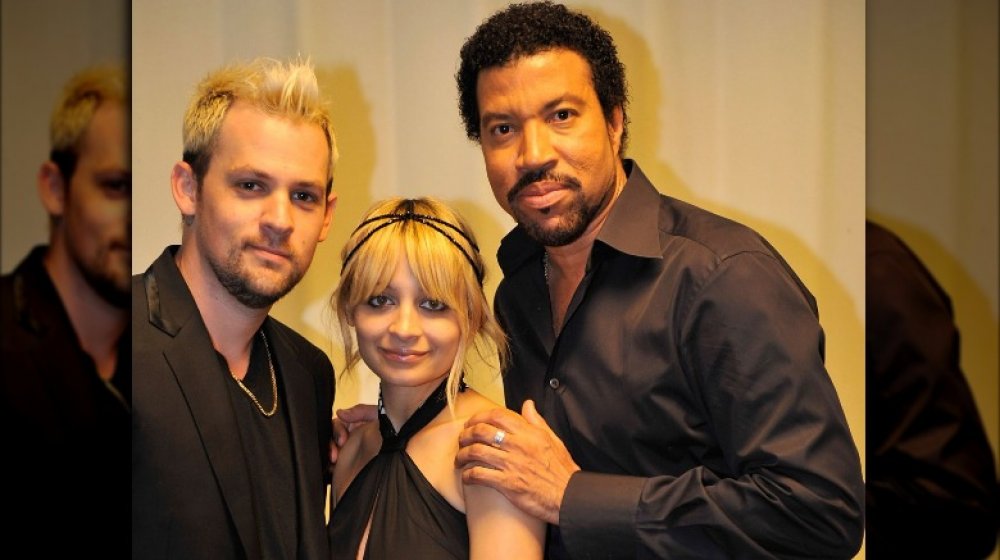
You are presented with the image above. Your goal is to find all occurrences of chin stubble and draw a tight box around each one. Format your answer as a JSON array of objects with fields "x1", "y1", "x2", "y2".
[
  {"x1": 209, "y1": 246, "x2": 303, "y2": 309},
  {"x1": 509, "y1": 172, "x2": 613, "y2": 247}
]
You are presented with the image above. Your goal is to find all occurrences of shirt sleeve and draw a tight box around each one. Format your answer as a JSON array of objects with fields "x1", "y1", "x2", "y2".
[{"x1": 559, "y1": 251, "x2": 865, "y2": 559}]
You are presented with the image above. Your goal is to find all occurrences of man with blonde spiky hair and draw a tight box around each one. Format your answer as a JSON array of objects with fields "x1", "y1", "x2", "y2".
[
  {"x1": 1, "y1": 65, "x2": 130, "y2": 557},
  {"x1": 133, "y1": 58, "x2": 338, "y2": 559}
]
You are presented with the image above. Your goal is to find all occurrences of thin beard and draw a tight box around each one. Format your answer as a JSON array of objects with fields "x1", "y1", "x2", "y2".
[
  {"x1": 214, "y1": 265, "x2": 279, "y2": 309},
  {"x1": 509, "y1": 172, "x2": 613, "y2": 247},
  {"x1": 72, "y1": 244, "x2": 130, "y2": 309},
  {"x1": 210, "y1": 244, "x2": 300, "y2": 309}
]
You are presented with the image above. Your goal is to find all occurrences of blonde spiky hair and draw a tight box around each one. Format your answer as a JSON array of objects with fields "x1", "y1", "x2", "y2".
[
  {"x1": 181, "y1": 57, "x2": 338, "y2": 192},
  {"x1": 48, "y1": 65, "x2": 126, "y2": 180}
]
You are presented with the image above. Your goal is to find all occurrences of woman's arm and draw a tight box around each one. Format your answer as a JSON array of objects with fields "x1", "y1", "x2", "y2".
[
  {"x1": 464, "y1": 457, "x2": 546, "y2": 559},
  {"x1": 331, "y1": 421, "x2": 377, "y2": 507}
]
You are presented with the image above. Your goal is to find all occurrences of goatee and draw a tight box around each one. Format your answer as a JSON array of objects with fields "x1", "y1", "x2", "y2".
[{"x1": 209, "y1": 245, "x2": 302, "y2": 309}]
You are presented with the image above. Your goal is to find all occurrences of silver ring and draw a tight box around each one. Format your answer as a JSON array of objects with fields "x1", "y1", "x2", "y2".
[{"x1": 493, "y1": 429, "x2": 506, "y2": 447}]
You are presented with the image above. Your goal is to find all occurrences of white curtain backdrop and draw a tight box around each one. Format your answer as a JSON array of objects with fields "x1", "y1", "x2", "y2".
[{"x1": 131, "y1": 0, "x2": 868, "y2": 486}]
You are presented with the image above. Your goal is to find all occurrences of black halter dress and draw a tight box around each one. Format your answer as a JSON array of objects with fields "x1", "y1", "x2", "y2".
[{"x1": 329, "y1": 379, "x2": 468, "y2": 559}]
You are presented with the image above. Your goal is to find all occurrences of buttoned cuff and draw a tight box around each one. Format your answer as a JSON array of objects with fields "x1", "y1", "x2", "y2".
[{"x1": 560, "y1": 471, "x2": 644, "y2": 558}]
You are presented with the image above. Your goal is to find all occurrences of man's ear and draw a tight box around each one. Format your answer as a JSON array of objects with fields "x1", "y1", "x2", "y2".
[
  {"x1": 171, "y1": 161, "x2": 198, "y2": 221},
  {"x1": 37, "y1": 161, "x2": 67, "y2": 217},
  {"x1": 318, "y1": 190, "x2": 338, "y2": 242},
  {"x1": 607, "y1": 106, "x2": 625, "y2": 158}
]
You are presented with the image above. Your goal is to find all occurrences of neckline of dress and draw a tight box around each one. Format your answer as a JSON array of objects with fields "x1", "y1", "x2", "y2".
[{"x1": 377, "y1": 378, "x2": 452, "y2": 453}]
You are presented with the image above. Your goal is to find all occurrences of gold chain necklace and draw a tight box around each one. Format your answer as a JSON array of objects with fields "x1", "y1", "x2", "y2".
[{"x1": 230, "y1": 330, "x2": 278, "y2": 417}]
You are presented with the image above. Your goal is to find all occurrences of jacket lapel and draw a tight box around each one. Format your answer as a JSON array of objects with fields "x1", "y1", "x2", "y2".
[{"x1": 146, "y1": 249, "x2": 263, "y2": 560}]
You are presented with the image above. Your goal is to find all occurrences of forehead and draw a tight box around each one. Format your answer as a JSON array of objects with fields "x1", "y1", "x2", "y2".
[
  {"x1": 476, "y1": 49, "x2": 597, "y2": 108},
  {"x1": 77, "y1": 102, "x2": 127, "y2": 163},
  {"x1": 212, "y1": 101, "x2": 329, "y2": 180}
]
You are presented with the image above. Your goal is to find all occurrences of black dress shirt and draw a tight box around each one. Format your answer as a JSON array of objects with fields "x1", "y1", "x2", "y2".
[
  {"x1": 221, "y1": 336, "x2": 298, "y2": 560},
  {"x1": 495, "y1": 161, "x2": 865, "y2": 559}
]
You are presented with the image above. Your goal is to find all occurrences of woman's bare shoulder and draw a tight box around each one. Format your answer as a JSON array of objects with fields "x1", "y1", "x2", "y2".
[
  {"x1": 406, "y1": 387, "x2": 507, "y2": 512},
  {"x1": 453, "y1": 387, "x2": 505, "y2": 421},
  {"x1": 417, "y1": 388, "x2": 503, "y2": 437}
]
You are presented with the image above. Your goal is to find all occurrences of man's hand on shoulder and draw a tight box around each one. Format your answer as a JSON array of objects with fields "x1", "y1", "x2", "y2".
[{"x1": 456, "y1": 400, "x2": 580, "y2": 525}]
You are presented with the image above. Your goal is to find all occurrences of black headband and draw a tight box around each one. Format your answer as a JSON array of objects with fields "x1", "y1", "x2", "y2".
[{"x1": 342, "y1": 201, "x2": 484, "y2": 284}]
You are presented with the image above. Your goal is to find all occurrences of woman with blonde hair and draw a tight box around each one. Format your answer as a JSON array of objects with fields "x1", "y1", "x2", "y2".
[{"x1": 328, "y1": 197, "x2": 544, "y2": 559}]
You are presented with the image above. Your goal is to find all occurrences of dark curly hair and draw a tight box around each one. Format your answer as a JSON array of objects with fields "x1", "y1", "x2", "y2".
[{"x1": 456, "y1": 1, "x2": 629, "y2": 156}]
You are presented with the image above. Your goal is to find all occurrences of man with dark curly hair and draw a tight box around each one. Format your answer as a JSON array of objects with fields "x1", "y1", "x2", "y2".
[{"x1": 453, "y1": 3, "x2": 865, "y2": 558}]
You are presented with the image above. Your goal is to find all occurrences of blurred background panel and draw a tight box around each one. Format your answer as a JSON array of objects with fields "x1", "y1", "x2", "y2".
[
  {"x1": 1, "y1": 0, "x2": 129, "y2": 271},
  {"x1": 868, "y1": 1, "x2": 998, "y2": 557},
  {"x1": 868, "y1": 0, "x2": 998, "y2": 484}
]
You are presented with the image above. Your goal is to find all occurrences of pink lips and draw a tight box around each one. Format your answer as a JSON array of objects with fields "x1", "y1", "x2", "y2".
[
  {"x1": 380, "y1": 348, "x2": 427, "y2": 363},
  {"x1": 517, "y1": 181, "x2": 567, "y2": 210}
]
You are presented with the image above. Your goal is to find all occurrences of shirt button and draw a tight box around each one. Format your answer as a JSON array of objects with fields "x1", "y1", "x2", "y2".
[{"x1": 548, "y1": 378, "x2": 560, "y2": 390}]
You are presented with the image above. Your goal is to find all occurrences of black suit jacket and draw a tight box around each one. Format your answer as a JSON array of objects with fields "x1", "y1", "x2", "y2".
[{"x1": 132, "y1": 247, "x2": 333, "y2": 559}]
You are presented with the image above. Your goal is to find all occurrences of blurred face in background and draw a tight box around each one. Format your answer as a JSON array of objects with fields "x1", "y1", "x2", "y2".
[{"x1": 61, "y1": 101, "x2": 131, "y2": 307}]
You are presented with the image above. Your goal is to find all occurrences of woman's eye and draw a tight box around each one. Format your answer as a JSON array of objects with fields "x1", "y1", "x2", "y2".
[
  {"x1": 421, "y1": 299, "x2": 448, "y2": 312},
  {"x1": 366, "y1": 294, "x2": 392, "y2": 308}
]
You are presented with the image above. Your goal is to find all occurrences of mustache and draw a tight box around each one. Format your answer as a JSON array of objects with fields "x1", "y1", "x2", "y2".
[
  {"x1": 245, "y1": 237, "x2": 292, "y2": 256},
  {"x1": 507, "y1": 169, "x2": 582, "y2": 205}
]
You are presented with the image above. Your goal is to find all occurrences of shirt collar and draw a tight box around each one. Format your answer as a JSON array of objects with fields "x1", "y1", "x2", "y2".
[
  {"x1": 497, "y1": 159, "x2": 663, "y2": 276},
  {"x1": 596, "y1": 160, "x2": 663, "y2": 260}
]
